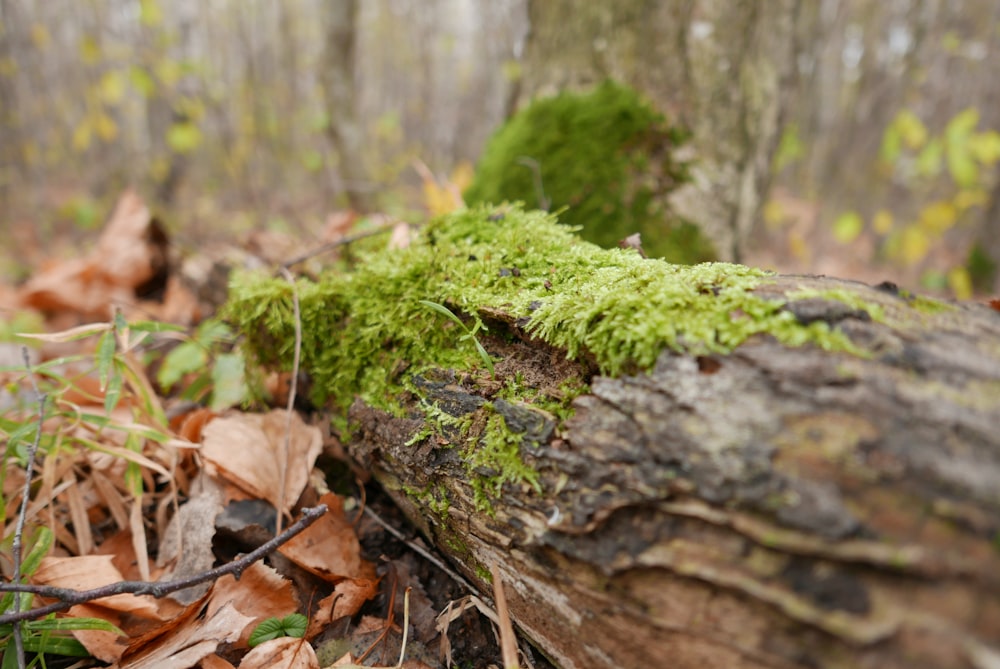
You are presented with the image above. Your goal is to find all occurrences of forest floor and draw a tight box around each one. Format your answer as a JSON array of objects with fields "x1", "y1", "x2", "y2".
[
  {"x1": 0, "y1": 191, "x2": 553, "y2": 669},
  {"x1": 0, "y1": 182, "x2": 989, "y2": 668}
]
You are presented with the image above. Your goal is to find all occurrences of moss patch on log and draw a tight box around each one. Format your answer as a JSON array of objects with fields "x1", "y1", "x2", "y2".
[
  {"x1": 464, "y1": 80, "x2": 715, "y2": 264},
  {"x1": 225, "y1": 205, "x2": 865, "y2": 413},
  {"x1": 223, "y1": 205, "x2": 876, "y2": 508}
]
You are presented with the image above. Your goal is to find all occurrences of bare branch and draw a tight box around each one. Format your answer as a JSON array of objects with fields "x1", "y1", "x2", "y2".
[
  {"x1": 0, "y1": 504, "x2": 328, "y2": 624},
  {"x1": 281, "y1": 223, "x2": 397, "y2": 268},
  {"x1": 9, "y1": 347, "x2": 48, "y2": 668}
]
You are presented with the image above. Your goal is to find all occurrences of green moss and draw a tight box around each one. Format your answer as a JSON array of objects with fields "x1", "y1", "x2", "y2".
[
  {"x1": 475, "y1": 562, "x2": 493, "y2": 583},
  {"x1": 405, "y1": 399, "x2": 474, "y2": 447},
  {"x1": 786, "y1": 288, "x2": 887, "y2": 322},
  {"x1": 225, "y1": 204, "x2": 867, "y2": 414},
  {"x1": 466, "y1": 409, "x2": 543, "y2": 513},
  {"x1": 966, "y1": 242, "x2": 997, "y2": 293},
  {"x1": 403, "y1": 482, "x2": 452, "y2": 519},
  {"x1": 224, "y1": 204, "x2": 881, "y2": 507},
  {"x1": 465, "y1": 80, "x2": 715, "y2": 264}
]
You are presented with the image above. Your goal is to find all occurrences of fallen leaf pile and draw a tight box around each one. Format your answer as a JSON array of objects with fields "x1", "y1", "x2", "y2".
[{"x1": 0, "y1": 192, "x2": 496, "y2": 668}]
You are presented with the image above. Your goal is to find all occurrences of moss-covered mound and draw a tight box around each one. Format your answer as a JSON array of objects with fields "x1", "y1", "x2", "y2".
[
  {"x1": 224, "y1": 205, "x2": 860, "y2": 416},
  {"x1": 464, "y1": 80, "x2": 715, "y2": 264}
]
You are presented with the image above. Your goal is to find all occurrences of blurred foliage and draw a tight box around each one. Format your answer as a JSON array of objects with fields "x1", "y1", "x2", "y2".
[
  {"x1": 824, "y1": 107, "x2": 1000, "y2": 298},
  {"x1": 464, "y1": 81, "x2": 715, "y2": 264}
]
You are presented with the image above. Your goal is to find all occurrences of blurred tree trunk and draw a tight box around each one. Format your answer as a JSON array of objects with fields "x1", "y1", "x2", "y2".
[
  {"x1": 320, "y1": 0, "x2": 374, "y2": 213},
  {"x1": 0, "y1": 0, "x2": 17, "y2": 210},
  {"x1": 146, "y1": 0, "x2": 199, "y2": 207},
  {"x1": 516, "y1": 0, "x2": 799, "y2": 261},
  {"x1": 977, "y1": 178, "x2": 1000, "y2": 292}
]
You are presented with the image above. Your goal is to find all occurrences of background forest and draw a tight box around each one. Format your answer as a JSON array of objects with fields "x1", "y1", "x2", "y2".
[{"x1": 1, "y1": 0, "x2": 999, "y2": 298}]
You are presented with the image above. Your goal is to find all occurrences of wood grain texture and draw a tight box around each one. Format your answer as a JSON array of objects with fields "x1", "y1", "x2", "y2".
[{"x1": 346, "y1": 274, "x2": 1000, "y2": 669}]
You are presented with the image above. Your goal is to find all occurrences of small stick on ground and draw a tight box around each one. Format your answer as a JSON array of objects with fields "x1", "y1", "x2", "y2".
[
  {"x1": 491, "y1": 562, "x2": 520, "y2": 669},
  {"x1": 0, "y1": 504, "x2": 328, "y2": 624},
  {"x1": 9, "y1": 347, "x2": 49, "y2": 669}
]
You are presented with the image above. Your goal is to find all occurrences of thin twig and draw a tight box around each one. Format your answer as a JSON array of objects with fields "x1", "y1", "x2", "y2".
[
  {"x1": 491, "y1": 562, "x2": 520, "y2": 669},
  {"x1": 281, "y1": 223, "x2": 397, "y2": 268},
  {"x1": 361, "y1": 505, "x2": 474, "y2": 592},
  {"x1": 275, "y1": 267, "x2": 303, "y2": 535},
  {"x1": 515, "y1": 157, "x2": 549, "y2": 211},
  {"x1": 10, "y1": 347, "x2": 48, "y2": 669},
  {"x1": 0, "y1": 504, "x2": 328, "y2": 624},
  {"x1": 396, "y1": 587, "x2": 412, "y2": 669}
]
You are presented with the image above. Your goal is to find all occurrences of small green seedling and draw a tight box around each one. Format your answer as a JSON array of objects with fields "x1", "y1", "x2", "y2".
[
  {"x1": 248, "y1": 613, "x2": 308, "y2": 648},
  {"x1": 418, "y1": 300, "x2": 495, "y2": 377}
]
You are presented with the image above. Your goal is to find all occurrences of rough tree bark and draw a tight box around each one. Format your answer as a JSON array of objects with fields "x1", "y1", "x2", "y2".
[
  {"x1": 347, "y1": 275, "x2": 1000, "y2": 669},
  {"x1": 516, "y1": 0, "x2": 799, "y2": 261}
]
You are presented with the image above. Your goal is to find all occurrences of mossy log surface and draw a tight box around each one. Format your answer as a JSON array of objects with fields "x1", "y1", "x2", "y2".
[{"x1": 228, "y1": 208, "x2": 1000, "y2": 669}]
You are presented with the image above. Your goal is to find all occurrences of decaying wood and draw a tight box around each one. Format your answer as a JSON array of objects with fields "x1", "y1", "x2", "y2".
[{"x1": 346, "y1": 274, "x2": 1000, "y2": 669}]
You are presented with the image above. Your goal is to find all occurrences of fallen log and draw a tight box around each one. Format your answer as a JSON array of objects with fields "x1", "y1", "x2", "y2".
[{"x1": 227, "y1": 207, "x2": 1000, "y2": 669}]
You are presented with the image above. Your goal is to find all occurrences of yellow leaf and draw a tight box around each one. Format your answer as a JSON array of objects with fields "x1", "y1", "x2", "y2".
[
  {"x1": 96, "y1": 113, "x2": 118, "y2": 142},
  {"x1": 140, "y1": 0, "x2": 163, "y2": 27},
  {"x1": 895, "y1": 110, "x2": 927, "y2": 150},
  {"x1": 129, "y1": 66, "x2": 156, "y2": 97},
  {"x1": 872, "y1": 209, "x2": 894, "y2": 235},
  {"x1": 947, "y1": 267, "x2": 973, "y2": 300},
  {"x1": 917, "y1": 201, "x2": 957, "y2": 236},
  {"x1": 954, "y1": 189, "x2": 987, "y2": 212},
  {"x1": 832, "y1": 211, "x2": 864, "y2": 244},
  {"x1": 166, "y1": 121, "x2": 202, "y2": 153},
  {"x1": 30, "y1": 24, "x2": 50, "y2": 49},
  {"x1": 900, "y1": 227, "x2": 930, "y2": 265},
  {"x1": 788, "y1": 230, "x2": 810, "y2": 263},
  {"x1": 762, "y1": 199, "x2": 786, "y2": 230},
  {"x1": 79, "y1": 35, "x2": 101, "y2": 65},
  {"x1": 22, "y1": 141, "x2": 39, "y2": 165},
  {"x1": 417, "y1": 160, "x2": 467, "y2": 216},
  {"x1": 450, "y1": 161, "x2": 475, "y2": 192},
  {"x1": 99, "y1": 71, "x2": 126, "y2": 105},
  {"x1": 970, "y1": 130, "x2": 1000, "y2": 166},
  {"x1": 915, "y1": 138, "x2": 943, "y2": 178},
  {"x1": 72, "y1": 121, "x2": 93, "y2": 152},
  {"x1": 155, "y1": 60, "x2": 181, "y2": 88},
  {"x1": 0, "y1": 56, "x2": 16, "y2": 77}
]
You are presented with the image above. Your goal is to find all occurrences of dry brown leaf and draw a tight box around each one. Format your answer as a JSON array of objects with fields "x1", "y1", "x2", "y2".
[
  {"x1": 321, "y1": 211, "x2": 357, "y2": 242},
  {"x1": 238, "y1": 636, "x2": 319, "y2": 669},
  {"x1": 67, "y1": 601, "x2": 130, "y2": 663},
  {"x1": 0, "y1": 282, "x2": 22, "y2": 311},
  {"x1": 277, "y1": 493, "x2": 375, "y2": 584},
  {"x1": 143, "y1": 274, "x2": 201, "y2": 325},
  {"x1": 15, "y1": 321, "x2": 113, "y2": 343},
  {"x1": 19, "y1": 257, "x2": 124, "y2": 318},
  {"x1": 96, "y1": 190, "x2": 168, "y2": 295},
  {"x1": 171, "y1": 406, "x2": 218, "y2": 442},
  {"x1": 32, "y1": 555, "x2": 161, "y2": 618},
  {"x1": 206, "y1": 560, "x2": 298, "y2": 648},
  {"x1": 20, "y1": 191, "x2": 167, "y2": 319},
  {"x1": 200, "y1": 410, "x2": 322, "y2": 514},
  {"x1": 305, "y1": 578, "x2": 380, "y2": 640},
  {"x1": 116, "y1": 601, "x2": 253, "y2": 669},
  {"x1": 156, "y1": 476, "x2": 225, "y2": 604},
  {"x1": 201, "y1": 654, "x2": 237, "y2": 669}
]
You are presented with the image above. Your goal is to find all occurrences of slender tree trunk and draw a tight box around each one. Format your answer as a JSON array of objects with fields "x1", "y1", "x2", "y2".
[
  {"x1": 516, "y1": 0, "x2": 799, "y2": 261},
  {"x1": 320, "y1": 0, "x2": 374, "y2": 213}
]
